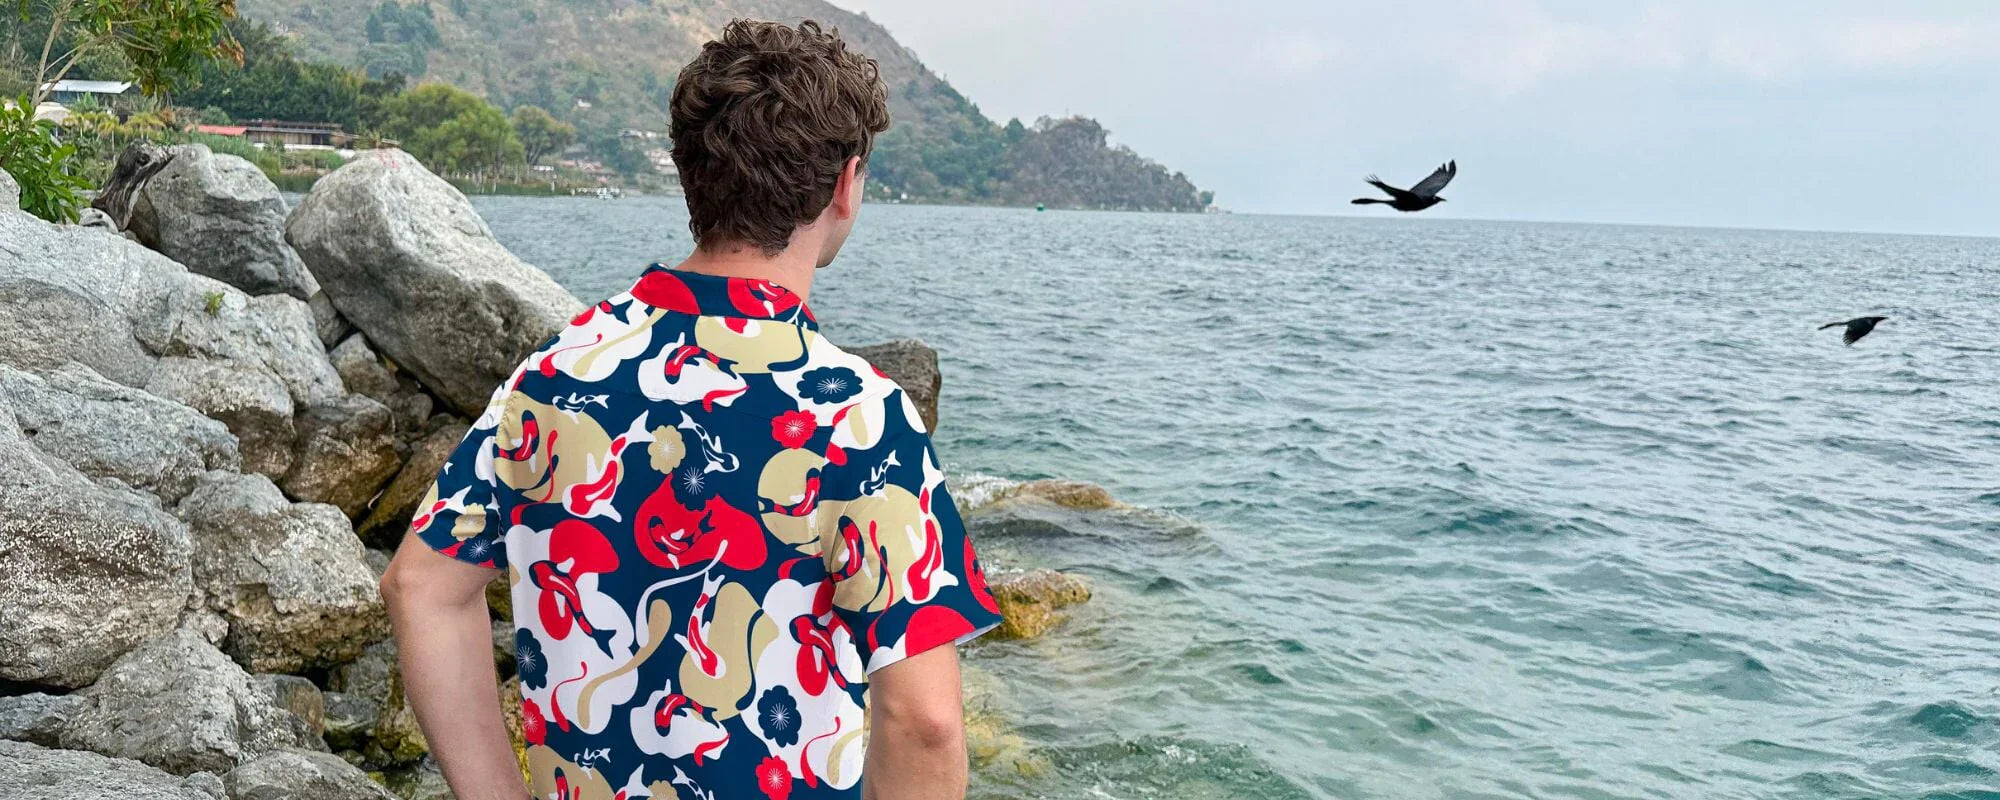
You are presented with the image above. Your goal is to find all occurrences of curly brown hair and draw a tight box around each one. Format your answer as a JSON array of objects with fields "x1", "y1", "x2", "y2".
[{"x1": 669, "y1": 19, "x2": 891, "y2": 255}]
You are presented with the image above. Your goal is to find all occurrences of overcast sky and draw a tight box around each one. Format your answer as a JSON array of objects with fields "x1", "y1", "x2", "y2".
[{"x1": 830, "y1": 0, "x2": 2000, "y2": 236}]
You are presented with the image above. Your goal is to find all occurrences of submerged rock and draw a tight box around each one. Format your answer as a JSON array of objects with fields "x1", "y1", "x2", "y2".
[
  {"x1": 990, "y1": 478, "x2": 1125, "y2": 511},
  {"x1": 224, "y1": 748, "x2": 396, "y2": 800},
  {"x1": 0, "y1": 740, "x2": 223, "y2": 800},
  {"x1": 58, "y1": 629, "x2": 320, "y2": 775},
  {"x1": 851, "y1": 339, "x2": 942, "y2": 433},
  {"x1": 286, "y1": 148, "x2": 583, "y2": 416},
  {"x1": 128, "y1": 144, "x2": 317, "y2": 299},
  {"x1": 178, "y1": 471, "x2": 386, "y2": 673},
  {"x1": 988, "y1": 569, "x2": 1091, "y2": 640}
]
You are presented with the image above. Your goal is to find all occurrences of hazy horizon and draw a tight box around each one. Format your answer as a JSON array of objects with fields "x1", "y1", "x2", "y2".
[{"x1": 830, "y1": 1, "x2": 2000, "y2": 238}]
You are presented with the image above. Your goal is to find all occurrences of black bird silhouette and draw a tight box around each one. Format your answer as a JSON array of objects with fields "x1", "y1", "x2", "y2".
[
  {"x1": 1819, "y1": 315, "x2": 1887, "y2": 346},
  {"x1": 1352, "y1": 160, "x2": 1456, "y2": 212}
]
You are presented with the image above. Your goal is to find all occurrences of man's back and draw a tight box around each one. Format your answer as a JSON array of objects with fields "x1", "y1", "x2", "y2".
[{"x1": 410, "y1": 266, "x2": 1002, "y2": 798}]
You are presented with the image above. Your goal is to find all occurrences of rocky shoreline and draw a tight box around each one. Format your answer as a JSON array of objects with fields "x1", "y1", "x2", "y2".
[{"x1": 0, "y1": 146, "x2": 1095, "y2": 798}]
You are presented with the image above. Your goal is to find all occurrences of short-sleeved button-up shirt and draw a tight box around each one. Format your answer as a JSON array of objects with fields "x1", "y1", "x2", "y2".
[{"x1": 412, "y1": 265, "x2": 1003, "y2": 800}]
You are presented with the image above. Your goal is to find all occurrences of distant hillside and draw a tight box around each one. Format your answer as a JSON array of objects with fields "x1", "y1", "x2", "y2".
[{"x1": 234, "y1": 0, "x2": 1209, "y2": 210}]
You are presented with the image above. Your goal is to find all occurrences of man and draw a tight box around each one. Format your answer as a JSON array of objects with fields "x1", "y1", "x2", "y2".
[{"x1": 379, "y1": 19, "x2": 1003, "y2": 800}]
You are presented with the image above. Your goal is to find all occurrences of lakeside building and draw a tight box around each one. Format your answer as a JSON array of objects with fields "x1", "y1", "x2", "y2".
[
  {"x1": 38, "y1": 80, "x2": 133, "y2": 105},
  {"x1": 240, "y1": 120, "x2": 355, "y2": 150}
]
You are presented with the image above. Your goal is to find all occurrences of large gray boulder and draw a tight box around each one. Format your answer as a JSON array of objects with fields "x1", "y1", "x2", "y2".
[
  {"x1": 0, "y1": 362, "x2": 239, "y2": 503},
  {"x1": 0, "y1": 740, "x2": 224, "y2": 800},
  {"x1": 851, "y1": 339, "x2": 943, "y2": 433},
  {"x1": 0, "y1": 166, "x2": 18, "y2": 210},
  {"x1": 59, "y1": 629, "x2": 319, "y2": 775},
  {"x1": 286, "y1": 148, "x2": 583, "y2": 416},
  {"x1": 178, "y1": 471, "x2": 386, "y2": 673},
  {"x1": 0, "y1": 212, "x2": 178, "y2": 386},
  {"x1": 128, "y1": 144, "x2": 317, "y2": 300},
  {"x1": 0, "y1": 393, "x2": 194, "y2": 688},
  {"x1": 224, "y1": 748, "x2": 397, "y2": 800}
]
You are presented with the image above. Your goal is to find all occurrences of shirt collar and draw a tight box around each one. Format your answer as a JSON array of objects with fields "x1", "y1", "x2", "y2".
[{"x1": 629, "y1": 263, "x2": 819, "y2": 331}]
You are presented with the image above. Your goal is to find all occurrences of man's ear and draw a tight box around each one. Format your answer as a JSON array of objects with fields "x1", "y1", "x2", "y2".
[{"x1": 831, "y1": 156, "x2": 863, "y2": 221}]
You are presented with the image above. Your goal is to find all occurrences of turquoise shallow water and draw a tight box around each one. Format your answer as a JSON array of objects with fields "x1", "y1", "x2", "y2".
[{"x1": 473, "y1": 196, "x2": 2000, "y2": 800}]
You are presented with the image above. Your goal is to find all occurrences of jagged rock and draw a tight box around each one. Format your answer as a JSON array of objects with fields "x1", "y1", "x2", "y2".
[
  {"x1": 223, "y1": 748, "x2": 396, "y2": 800},
  {"x1": 329, "y1": 334, "x2": 398, "y2": 403},
  {"x1": 281, "y1": 394, "x2": 401, "y2": 518},
  {"x1": 320, "y1": 692, "x2": 380, "y2": 752},
  {"x1": 286, "y1": 149, "x2": 583, "y2": 417},
  {"x1": 851, "y1": 339, "x2": 942, "y2": 433},
  {"x1": 493, "y1": 619, "x2": 517, "y2": 675},
  {"x1": 364, "y1": 548, "x2": 392, "y2": 578},
  {"x1": 487, "y1": 572, "x2": 514, "y2": 618},
  {"x1": 0, "y1": 213, "x2": 172, "y2": 386},
  {"x1": 329, "y1": 640, "x2": 397, "y2": 710},
  {"x1": 367, "y1": 672, "x2": 429, "y2": 767},
  {"x1": 357, "y1": 422, "x2": 465, "y2": 547},
  {"x1": 141, "y1": 291, "x2": 344, "y2": 408},
  {"x1": 309, "y1": 291, "x2": 356, "y2": 350},
  {"x1": 0, "y1": 362, "x2": 238, "y2": 503},
  {"x1": 0, "y1": 393, "x2": 193, "y2": 688},
  {"x1": 377, "y1": 760, "x2": 453, "y2": 800},
  {"x1": 251, "y1": 674, "x2": 327, "y2": 742},
  {"x1": 179, "y1": 471, "x2": 386, "y2": 673},
  {"x1": 0, "y1": 693, "x2": 83, "y2": 747},
  {"x1": 128, "y1": 144, "x2": 316, "y2": 300},
  {"x1": 59, "y1": 629, "x2": 319, "y2": 775},
  {"x1": 0, "y1": 166, "x2": 18, "y2": 209},
  {"x1": 988, "y1": 569, "x2": 1091, "y2": 640},
  {"x1": 146, "y1": 357, "x2": 296, "y2": 478},
  {"x1": 0, "y1": 740, "x2": 223, "y2": 800}
]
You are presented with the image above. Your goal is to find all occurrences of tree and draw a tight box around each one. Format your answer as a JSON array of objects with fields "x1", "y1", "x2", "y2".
[
  {"x1": 379, "y1": 83, "x2": 522, "y2": 174},
  {"x1": 510, "y1": 104, "x2": 572, "y2": 165},
  {"x1": 14, "y1": 0, "x2": 241, "y2": 108}
]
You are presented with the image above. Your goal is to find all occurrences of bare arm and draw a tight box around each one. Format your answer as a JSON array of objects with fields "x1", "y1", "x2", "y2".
[
  {"x1": 862, "y1": 645, "x2": 970, "y2": 800},
  {"x1": 380, "y1": 532, "x2": 528, "y2": 800}
]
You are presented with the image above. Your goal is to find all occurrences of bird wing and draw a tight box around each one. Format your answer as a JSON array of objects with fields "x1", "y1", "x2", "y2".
[
  {"x1": 1363, "y1": 175, "x2": 1417, "y2": 203},
  {"x1": 1408, "y1": 160, "x2": 1456, "y2": 198},
  {"x1": 1817, "y1": 321, "x2": 1844, "y2": 330},
  {"x1": 1843, "y1": 325, "x2": 1865, "y2": 346}
]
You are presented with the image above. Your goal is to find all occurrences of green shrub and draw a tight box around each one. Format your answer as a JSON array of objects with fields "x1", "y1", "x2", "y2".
[{"x1": 0, "y1": 95, "x2": 92, "y2": 223}]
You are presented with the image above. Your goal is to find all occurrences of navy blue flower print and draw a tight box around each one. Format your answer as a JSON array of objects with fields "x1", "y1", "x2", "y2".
[
  {"x1": 757, "y1": 686, "x2": 801, "y2": 746},
  {"x1": 515, "y1": 628, "x2": 549, "y2": 689},
  {"x1": 799, "y1": 366, "x2": 863, "y2": 405}
]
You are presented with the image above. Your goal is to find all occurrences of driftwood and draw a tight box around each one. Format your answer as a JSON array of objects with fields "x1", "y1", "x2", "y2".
[{"x1": 90, "y1": 141, "x2": 174, "y2": 229}]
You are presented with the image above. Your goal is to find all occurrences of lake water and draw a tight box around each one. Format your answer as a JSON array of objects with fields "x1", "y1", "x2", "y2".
[{"x1": 472, "y1": 196, "x2": 2000, "y2": 800}]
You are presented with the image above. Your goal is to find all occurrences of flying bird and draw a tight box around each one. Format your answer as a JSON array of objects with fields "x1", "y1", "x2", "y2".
[
  {"x1": 1819, "y1": 316, "x2": 1887, "y2": 346},
  {"x1": 1352, "y1": 160, "x2": 1456, "y2": 212}
]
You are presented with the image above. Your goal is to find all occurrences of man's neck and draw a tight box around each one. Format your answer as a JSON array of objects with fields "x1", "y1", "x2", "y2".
[{"x1": 671, "y1": 243, "x2": 819, "y2": 302}]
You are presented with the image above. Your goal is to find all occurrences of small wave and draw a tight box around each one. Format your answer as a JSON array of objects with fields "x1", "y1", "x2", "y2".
[{"x1": 1910, "y1": 702, "x2": 1990, "y2": 739}]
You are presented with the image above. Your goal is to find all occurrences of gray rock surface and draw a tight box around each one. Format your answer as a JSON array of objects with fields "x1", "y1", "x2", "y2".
[
  {"x1": 287, "y1": 148, "x2": 582, "y2": 416},
  {"x1": 358, "y1": 422, "x2": 465, "y2": 547},
  {"x1": 178, "y1": 471, "x2": 386, "y2": 673},
  {"x1": 0, "y1": 392, "x2": 194, "y2": 688},
  {"x1": 59, "y1": 629, "x2": 318, "y2": 775},
  {"x1": 0, "y1": 212, "x2": 177, "y2": 385},
  {"x1": 146, "y1": 356, "x2": 296, "y2": 478},
  {"x1": 281, "y1": 393, "x2": 402, "y2": 518},
  {"x1": 0, "y1": 166, "x2": 18, "y2": 210},
  {"x1": 250, "y1": 674, "x2": 327, "y2": 742},
  {"x1": 851, "y1": 339, "x2": 942, "y2": 433},
  {"x1": 319, "y1": 691, "x2": 380, "y2": 752},
  {"x1": 223, "y1": 748, "x2": 396, "y2": 800},
  {"x1": 76, "y1": 207, "x2": 118, "y2": 229},
  {"x1": 128, "y1": 144, "x2": 317, "y2": 300},
  {"x1": 0, "y1": 740, "x2": 223, "y2": 800},
  {"x1": 0, "y1": 362, "x2": 239, "y2": 502},
  {"x1": 0, "y1": 693, "x2": 83, "y2": 747},
  {"x1": 329, "y1": 334, "x2": 398, "y2": 402},
  {"x1": 308, "y1": 290, "x2": 356, "y2": 349}
]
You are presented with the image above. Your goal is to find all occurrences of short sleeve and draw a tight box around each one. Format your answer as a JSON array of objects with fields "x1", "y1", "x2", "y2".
[
  {"x1": 820, "y1": 397, "x2": 1003, "y2": 674},
  {"x1": 408, "y1": 402, "x2": 510, "y2": 571}
]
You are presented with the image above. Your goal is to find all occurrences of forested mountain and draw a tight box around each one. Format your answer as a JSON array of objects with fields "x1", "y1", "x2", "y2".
[{"x1": 232, "y1": 0, "x2": 1210, "y2": 210}]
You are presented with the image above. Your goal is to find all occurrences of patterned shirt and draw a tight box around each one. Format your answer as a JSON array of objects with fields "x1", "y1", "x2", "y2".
[{"x1": 412, "y1": 265, "x2": 1003, "y2": 800}]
